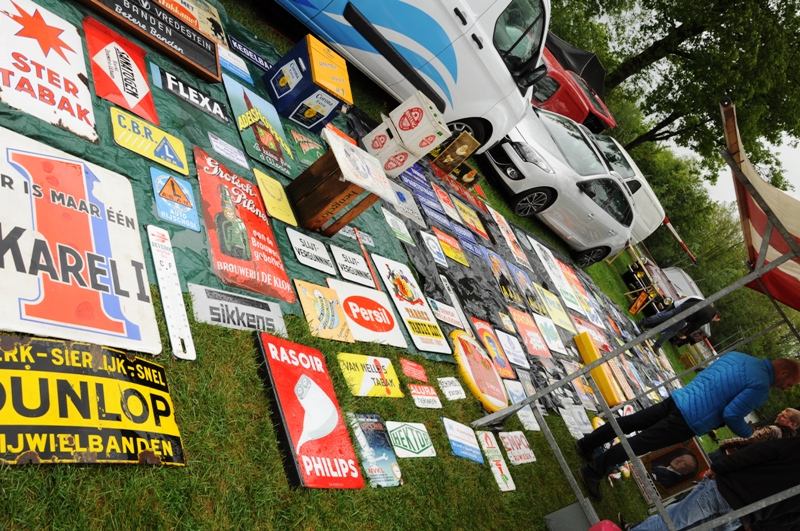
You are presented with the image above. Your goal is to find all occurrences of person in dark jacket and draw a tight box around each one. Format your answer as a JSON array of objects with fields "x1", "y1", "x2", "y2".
[
  {"x1": 640, "y1": 296, "x2": 720, "y2": 349},
  {"x1": 629, "y1": 437, "x2": 800, "y2": 530},
  {"x1": 577, "y1": 353, "x2": 800, "y2": 500}
]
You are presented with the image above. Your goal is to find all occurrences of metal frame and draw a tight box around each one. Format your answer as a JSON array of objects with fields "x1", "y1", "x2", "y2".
[{"x1": 471, "y1": 146, "x2": 800, "y2": 530}]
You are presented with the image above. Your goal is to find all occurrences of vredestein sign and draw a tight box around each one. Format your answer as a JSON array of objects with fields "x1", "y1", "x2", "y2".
[{"x1": 79, "y1": 0, "x2": 221, "y2": 81}]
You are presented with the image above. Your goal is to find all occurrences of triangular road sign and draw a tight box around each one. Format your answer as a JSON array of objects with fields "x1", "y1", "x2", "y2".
[
  {"x1": 159, "y1": 177, "x2": 193, "y2": 207},
  {"x1": 155, "y1": 137, "x2": 185, "y2": 169}
]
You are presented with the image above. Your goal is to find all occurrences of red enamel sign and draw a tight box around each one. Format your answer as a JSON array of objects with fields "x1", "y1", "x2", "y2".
[
  {"x1": 84, "y1": 17, "x2": 158, "y2": 124},
  {"x1": 258, "y1": 333, "x2": 364, "y2": 489}
]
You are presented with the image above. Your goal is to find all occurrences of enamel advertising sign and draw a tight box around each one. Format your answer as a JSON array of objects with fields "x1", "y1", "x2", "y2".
[
  {"x1": 471, "y1": 318, "x2": 516, "y2": 380},
  {"x1": 451, "y1": 330, "x2": 508, "y2": 412},
  {"x1": 0, "y1": 335, "x2": 184, "y2": 466},
  {"x1": 0, "y1": 127, "x2": 160, "y2": 354},
  {"x1": 371, "y1": 254, "x2": 450, "y2": 354},
  {"x1": 84, "y1": 17, "x2": 158, "y2": 124},
  {"x1": 258, "y1": 333, "x2": 364, "y2": 489},
  {"x1": 111, "y1": 107, "x2": 189, "y2": 175},
  {"x1": 194, "y1": 148, "x2": 295, "y2": 302},
  {"x1": 327, "y1": 279, "x2": 407, "y2": 348},
  {"x1": 337, "y1": 352, "x2": 403, "y2": 398},
  {"x1": 295, "y1": 280, "x2": 353, "y2": 343},
  {"x1": 0, "y1": 0, "x2": 97, "y2": 140}
]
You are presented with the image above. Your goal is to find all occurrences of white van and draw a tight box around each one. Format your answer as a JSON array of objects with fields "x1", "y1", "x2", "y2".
[
  {"x1": 590, "y1": 134, "x2": 666, "y2": 243},
  {"x1": 273, "y1": 0, "x2": 551, "y2": 151}
]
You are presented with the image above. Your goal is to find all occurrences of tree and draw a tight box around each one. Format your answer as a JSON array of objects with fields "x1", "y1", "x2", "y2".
[{"x1": 606, "y1": 1, "x2": 800, "y2": 182}]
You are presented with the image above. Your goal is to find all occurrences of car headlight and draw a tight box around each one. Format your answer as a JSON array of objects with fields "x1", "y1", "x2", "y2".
[{"x1": 511, "y1": 141, "x2": 554, "y2": 173}]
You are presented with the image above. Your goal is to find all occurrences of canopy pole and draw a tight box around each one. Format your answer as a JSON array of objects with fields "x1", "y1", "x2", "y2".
[{"x1": 472, "y1": 250, "x2": 795, "y2": 429}]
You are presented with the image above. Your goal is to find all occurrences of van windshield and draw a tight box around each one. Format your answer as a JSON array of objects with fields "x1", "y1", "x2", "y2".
[{"x1": 493, "y1": 0, "x2": 547, "y2": 77}]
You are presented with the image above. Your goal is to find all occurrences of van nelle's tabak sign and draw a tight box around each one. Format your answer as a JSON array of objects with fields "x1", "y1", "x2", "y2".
[
  {"x1": 0, "y1": 127, "x2": 160, "y2": 354},
  {"x1": 0, "y1": 0, "x2": 97, "y2": 140},
  {"x1": 258, "y1": 333, "x2": 364, "y2": 489},
  {"x1": 195, "y1": 148, "x2": 295, "y2": 303},
  {"x1": 0, "y1": 335, "x2": 184, "y2": 465}
]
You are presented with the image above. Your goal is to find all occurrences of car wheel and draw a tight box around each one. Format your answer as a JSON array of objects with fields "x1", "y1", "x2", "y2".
[
  {"x1": 448, "y1": 118, "x2": 489, "y2": 146},
  {"x1": 573, "y1": 246, "x2": 611, "y2": 267},
  {"x1": 512, "y1": 187, "x2": 556, "y2": 217}
]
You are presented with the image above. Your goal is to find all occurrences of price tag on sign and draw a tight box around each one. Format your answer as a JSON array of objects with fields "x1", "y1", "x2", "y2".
[{"x1": 147, "y1": 225, "x2": 196, "y2": 360}]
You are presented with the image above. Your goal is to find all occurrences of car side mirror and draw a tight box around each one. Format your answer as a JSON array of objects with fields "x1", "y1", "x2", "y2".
[
  {"x1": 577, "y1": 182, "x2": 595, "y2": 198},
  {"x1": 517, "y1": 64, "x2": 548, "y2": 89}
]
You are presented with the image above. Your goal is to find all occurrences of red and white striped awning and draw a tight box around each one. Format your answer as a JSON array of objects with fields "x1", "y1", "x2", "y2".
[{"x1": 721, "y1": 103, "x2": 800, "y2": 311}]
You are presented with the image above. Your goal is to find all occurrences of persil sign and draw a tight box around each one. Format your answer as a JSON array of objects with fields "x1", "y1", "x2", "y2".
[
  {"x1": 328, "y1": 279, "x2": 407, "y2": 348},
  {"x1": 258, "y1": 333, "x2": 364, "y2": 489}
]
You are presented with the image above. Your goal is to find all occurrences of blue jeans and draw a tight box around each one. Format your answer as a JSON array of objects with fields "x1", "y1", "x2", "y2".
[{"x1": 632, "y1": 479, "x2": 739, "y2": 531}]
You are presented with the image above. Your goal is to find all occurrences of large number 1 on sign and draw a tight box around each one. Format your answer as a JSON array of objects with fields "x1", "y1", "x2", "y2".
[{"x1": 9, "y1": 151, "x2": 141, "y2": 339}]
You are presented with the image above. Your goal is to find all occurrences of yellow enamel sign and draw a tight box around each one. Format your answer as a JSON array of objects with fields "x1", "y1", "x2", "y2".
[
  {"x1": 295, "y1": 279, "x2": 353, "y2": 343},
  {"x1": 535, "y1": 284, "x2": 576, "y2": 333},
  {"x1": 111, "y1": 107, "x2": 189, "y2": 175},
  {"x1": 255, "y1": 168, "x2": 298, "y2": 226},
  {"x1": 337, "y1": 352, "x2": 403, "y2": 398},
  {"x1": 0, "y1": 335, "x2": 185, "y2": 466}
]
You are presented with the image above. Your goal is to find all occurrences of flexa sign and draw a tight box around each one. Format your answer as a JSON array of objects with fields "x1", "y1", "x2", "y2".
[
  {"x1": 342, "y1": 296, "x2": 395, "y2": 332},
  {"x1": 0, "y1": 335, "x2": 183, "y2": 465},
  {"x1": 328, "y1": 279, "x2": 406, "y2": 348},
  {"x1": 258, "y1": 333, "x2": 364, "y2": 489},
  {"x1": 0, "y1": 127, "x2": 160, "y2": 354}
]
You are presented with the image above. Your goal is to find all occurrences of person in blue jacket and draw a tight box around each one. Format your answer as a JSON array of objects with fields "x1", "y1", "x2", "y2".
[{"x1": 577, "y1": 352, "x2": 800, "y2": 501}]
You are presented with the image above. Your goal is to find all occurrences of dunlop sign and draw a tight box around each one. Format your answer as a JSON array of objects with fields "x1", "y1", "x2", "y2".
[{"x1": 0, "y1": 335, "x2": 184, "y2": 466}]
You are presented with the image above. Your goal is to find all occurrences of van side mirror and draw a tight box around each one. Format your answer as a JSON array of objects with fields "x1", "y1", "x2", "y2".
[{"x1": 517, "y1": 64, "x2": 548, "y2": 89}]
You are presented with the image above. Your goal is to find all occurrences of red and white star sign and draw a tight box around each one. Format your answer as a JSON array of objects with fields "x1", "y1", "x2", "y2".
[
  {"x1": 0, "y1": 0, "x2": 97, "y2": 140},
  {"x1": 84, "y1": 17, "x2": 158, "y2": 124}
]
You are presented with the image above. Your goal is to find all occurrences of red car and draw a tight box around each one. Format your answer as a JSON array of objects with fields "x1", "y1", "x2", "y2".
[{"x1": 531, "y1": 47, "x2": 616, "y2": 133}]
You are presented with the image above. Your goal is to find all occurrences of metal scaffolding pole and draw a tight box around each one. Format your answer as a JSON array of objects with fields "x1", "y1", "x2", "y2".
[
  {"x1": 472, "y1": 250, "x2": 796, "y2": 429},
  {"x1": 530, "y1": 404, "x2": 600, "y2": 525},
  {"x1": 688, "y1": 483, "x2": 800, "y2": 531},
  {"x1": 587, "y1": 378, "x2": 677, "y2": 530}
]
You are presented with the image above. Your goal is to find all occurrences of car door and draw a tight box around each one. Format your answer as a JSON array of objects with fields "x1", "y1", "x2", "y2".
[{"x1": 577, "y1": 177, "x2": 633, "y2": 247}]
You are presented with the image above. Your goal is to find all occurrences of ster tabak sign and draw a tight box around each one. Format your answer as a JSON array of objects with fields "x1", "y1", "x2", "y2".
[
  {"x1": 0, "y1": 127, "x2": 160, "y2": 354},
  {"x1": 195, "y1": 148, "x2": 295, "y2": 303},
  {"x1": 0, "y1": 0, "x2": 96, "y2": 140},
  {"x1": 0, "y1": 335, "x2": 184, "y2": 465},
  {"x1": 258, "y1": 333, "x2": 364, "y2": 489}
]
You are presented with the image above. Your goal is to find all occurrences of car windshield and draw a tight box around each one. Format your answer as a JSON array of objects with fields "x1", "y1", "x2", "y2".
[
  {"x1": 493, "y1": 0, "x2": 546, "y2": 75},
  {"x1": 593, "y1": 135, "x2": 636, "y2": 178},
  {"x1": 540, "y1": 112, "x2": 606, "y2": 176}
]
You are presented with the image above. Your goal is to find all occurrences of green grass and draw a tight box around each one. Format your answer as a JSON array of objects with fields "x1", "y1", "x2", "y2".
[
  {"x1": 0, "y1": 295, "x2": 649, "y2": 529},
  {"x1": 0, "y1": 1, "x2": 654, "y2": 527}
]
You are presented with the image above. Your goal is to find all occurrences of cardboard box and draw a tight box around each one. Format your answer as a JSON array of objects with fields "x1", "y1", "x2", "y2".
[
  {"x1": 363, "y1": 116, "x2": 419, "y2": 177},
  {"x1": 389, "y1": 91, "x2": 450, "y2": 157},
  {"x1": 265, "y1": 35, "x2": 353, "y2": 133}
]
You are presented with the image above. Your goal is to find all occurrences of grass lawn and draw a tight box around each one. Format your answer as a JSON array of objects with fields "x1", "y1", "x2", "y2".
[{"x1": 0, "y1": 0, "x2": 655, "y2": 528}]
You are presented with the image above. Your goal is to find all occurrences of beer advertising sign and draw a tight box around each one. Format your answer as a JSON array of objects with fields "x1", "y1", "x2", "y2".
[
  {"x1": 223, "y1": 73, "x2": 294, "y2": 176},
  {"x1": 371, "y1": 254, "x2": 450, "y2": 354},
  {"x1": 0, "y1": 335, "x2": 184, "y2": 465},
  {"x1": 337, "y1": 352, "x2": 403, "y2": 398},
  {"x1": 0, "y1": 0, "x2": 97, "y2": 140},
  {"x1": 194, "y1": 148, "x2": 295, "y2": 302},
  {"x1": 0, "y1": 127, "x2": 160, "y2": 354},
  {"x1": 258, "y1": 333, "x2": 364, "y2": 489},
  {"x1": 84, "y1": 17, "x2": 158, "y2": 124},
  {"x1": 327, "y1": 279, "x2": 407, "y2": 348}
]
